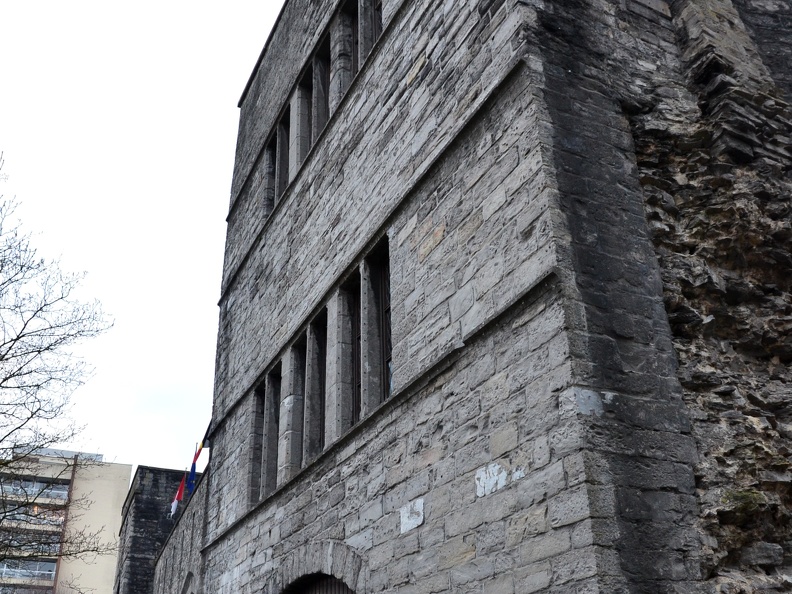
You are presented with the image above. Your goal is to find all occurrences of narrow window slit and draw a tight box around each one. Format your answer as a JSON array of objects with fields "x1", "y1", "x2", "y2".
[
  {"x1": 313, "y1": 37, "x2": 331, "y2": 143},
  {"x1": 341, "y1": 272, "x2": 362, "y2": 426},
  {"x1": 262, "y1": 138, "x2": 277, "y2": 215},
  {"x1": 276, "y1": 108, "x2": 291, "y2": 198},
  {"x1": 293, "y1": 71, "x2": 313, "y2": 175}
]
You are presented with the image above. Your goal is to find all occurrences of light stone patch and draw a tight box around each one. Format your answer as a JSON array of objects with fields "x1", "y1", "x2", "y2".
[
  {"x1": 475, "y1": 463, "x2": 509, "y2": 497},
  {"x1": 400, "y1": 498, "x2": 425, "y2": 534}
]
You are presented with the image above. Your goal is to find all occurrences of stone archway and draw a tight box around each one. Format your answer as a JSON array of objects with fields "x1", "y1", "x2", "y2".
[
  {"x1": 282, "y1": 573, "x2": 355, "y2": 594},
  {"x1": 269, "y1": 540, "x2": 367, "y2": 593}
]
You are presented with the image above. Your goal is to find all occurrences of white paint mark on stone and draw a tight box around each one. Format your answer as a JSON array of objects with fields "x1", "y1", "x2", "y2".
[
  {"x1": 475, "y1": 463, "x2": 509, "y2": 497},
  {"x1": 512, "y1": 467, "x2": 526, "y2": 481},
  {"x1": 575, "y1": 388, "x2": 604, "y2": 416},
  {"x1": 400, "y1": 498, "x2": 425, "y2": 534}
]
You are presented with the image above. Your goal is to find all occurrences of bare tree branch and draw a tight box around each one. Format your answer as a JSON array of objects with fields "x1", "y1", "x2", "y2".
[{"x1": 0, "y1": 155, "x2": 112, "y2": 565}]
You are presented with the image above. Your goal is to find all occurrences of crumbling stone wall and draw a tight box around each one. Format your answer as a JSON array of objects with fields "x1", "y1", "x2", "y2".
[
  {"x1": 522, "y1": 0, "x2": 792, "y2": 587},
  {"x1": 629, "y1": 0, "x2": 792, "y2": 589},
  {"x1": 731, "y1": 0, "x2": 792, "y2": 98}
]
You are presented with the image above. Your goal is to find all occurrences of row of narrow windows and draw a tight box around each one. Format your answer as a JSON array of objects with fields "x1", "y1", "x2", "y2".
[
  {"x1": 252, "y1": 238, "x2": 391, "y2": 501},
  {"x1": 259, "y1": 0, "x2": 383, "y2": 214}
]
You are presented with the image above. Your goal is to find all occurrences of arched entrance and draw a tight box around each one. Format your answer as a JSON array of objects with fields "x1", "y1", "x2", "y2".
[
  {"x1": 268, "y1": 539, "x2": 367, "y2": 592},
  {"x1": 282, "y1": 573, "x2": 354, "y2": 594}
]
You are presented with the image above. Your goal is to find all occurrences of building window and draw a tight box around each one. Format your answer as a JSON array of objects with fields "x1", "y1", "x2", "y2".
[
  {"x1": 370, "y1": 239, "x2": 391, "y2": 399},
  {"x1": 343, "y1": 272, "x2": 362, "y2": 426},
  {"x1": 361, "y1": 238, "x2": 392, "y2": 414},
  {"x1": 0, "y1": 479, "x2": 69, "y2": 501},
  {"x1": 343, "y1": 0, "x2": 360, "y2": 76},
  {"x1": 278, "y1": 338, "x2": 307, "y2": 484},
  {"x1": 330, "y1": 3, "x2": 358, "y2": 111},
  {"x1": 250, "y1": 386, "x2": 265, "y2": 504},
  {"x1": 1, "y1": 529, "x2": 62, "y2": 556},
  {"x1": 312, "y1": 38, "x2": 331, "y2": 143},
  {"x1": 5, "y1": 504, "x2": 65, "y2": 527},
  {"x1": 0, "y1": 558, "x2": 56, "y2": 581},
  {"x1": 276, "y1": 109, "x2": 291, "y2": 199},
  {"x1": 292, "y1": 71, "x2": 313, "y2": 175},
  {"x1": 262, "y1": 138, "x2": 277, "y2": 215},
  {"x1": 372, "y1": 0, "x2": 383, "y2": 41},
  {"x1": 360, "y1": 0, "x2": 383, "y2": 60}
]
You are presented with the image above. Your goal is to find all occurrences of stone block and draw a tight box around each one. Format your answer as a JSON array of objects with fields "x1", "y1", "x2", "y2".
[
  {"x1": 514, "y1": 562, "x2": 552, "y2": 594},
  {"x1": 548, "y1": 485, "x2": 590, "y2": 528},
  {"x1": 438, "y1": 536, "x2": 477, "y2": 571},
  {"x1": 520, "y1": 528, "x2": 571, "y2": 564},
  {"x1": 741, "y1": 542, "x2": 784, "y2": 567}
]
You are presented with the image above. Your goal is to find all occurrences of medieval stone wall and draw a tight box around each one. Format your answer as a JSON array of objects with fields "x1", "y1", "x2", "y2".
[
  {"x1": 154, "y1": 476, "x2": 207, "y2": 594},
  {"x1": 209, "y1": 0, "x2": 534, "y2": 536},
  {"x1": 115, "y1": 467, "x2": 185, "y2": 594},
  {"x1": 152, "y1": 0, "x2": 791, "y2": 591},
  {"x1": 633, "y1": 0, "x2": 792, "y2": 589}
]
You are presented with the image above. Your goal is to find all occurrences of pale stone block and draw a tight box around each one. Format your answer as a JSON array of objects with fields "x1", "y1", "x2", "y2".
[{"x1": 400, "y1": 498, "x2": 425, "y2": 534}]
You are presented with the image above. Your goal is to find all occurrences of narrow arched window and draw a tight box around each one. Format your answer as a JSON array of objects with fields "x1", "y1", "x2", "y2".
[
  {"x1": 180, "y1": 572, "x2": 194, "y2": 594},
  {"x1": 282, "y1": 573, "x2": 354, "y2": 594}
]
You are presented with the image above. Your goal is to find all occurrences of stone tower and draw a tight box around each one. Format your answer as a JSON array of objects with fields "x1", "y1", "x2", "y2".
[{"x1": 154, "y1": 0, "x2": 792, "y2": 592}]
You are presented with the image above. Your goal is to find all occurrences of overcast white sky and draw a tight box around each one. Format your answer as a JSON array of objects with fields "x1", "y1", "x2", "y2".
[{"x1": 0, "y1": 1, "x2": 283, "y2": 473}]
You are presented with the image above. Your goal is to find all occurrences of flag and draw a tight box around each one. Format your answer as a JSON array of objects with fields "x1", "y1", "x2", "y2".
[
  {"x1": 186, "y1": 425, "x2": 210, "y2": 497},
  {"x1": 170, "y1": 473, "x2": 186, "y2": 518},
  {"x1": 186, "y1": 450, "x2": 198, "y2": 497}
]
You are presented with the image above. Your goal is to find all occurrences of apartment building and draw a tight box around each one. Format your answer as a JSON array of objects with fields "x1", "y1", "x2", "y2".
[{"x1": 0, "y1": 449, "x2": 130, "y2": 594}]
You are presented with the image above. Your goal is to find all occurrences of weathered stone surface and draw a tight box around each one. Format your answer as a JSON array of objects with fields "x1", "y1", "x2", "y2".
[
  {"x1": 115, "y1": 467, "x2": 190, "y2": 594},
  {"x1": 741, "y1": 542, "x2": 784, "y2": 567},
  {"x1": 147, "y1": 0, "x2": 792, "y2": 591}
]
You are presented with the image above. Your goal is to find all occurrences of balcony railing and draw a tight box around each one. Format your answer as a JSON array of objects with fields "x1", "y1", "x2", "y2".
[{"x1": 3, "y1": 510, "x2": 65, "y2": 527}]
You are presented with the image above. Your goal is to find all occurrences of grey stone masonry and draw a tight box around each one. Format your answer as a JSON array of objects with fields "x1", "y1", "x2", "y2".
[
  {"x1": 360, "y1": 256, "x2": 384, "y2": 418},
  {"x1": 278, "y1": 344, "x2": 305, "y2": 485},
  {"x1": 153, "y1": 0, "x2": 792, "y2": 591},
  {"x1": 115, "y1": 466, "x2": 188, "y2": 594},
  {"x1": 326, "y1": 286, "x2": 356, "y2": 445}
]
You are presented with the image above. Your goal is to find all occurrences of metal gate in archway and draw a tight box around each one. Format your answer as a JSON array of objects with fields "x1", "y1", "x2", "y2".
[{"x1": 285, "y1": 574, "x2": 354, "y2": 594}]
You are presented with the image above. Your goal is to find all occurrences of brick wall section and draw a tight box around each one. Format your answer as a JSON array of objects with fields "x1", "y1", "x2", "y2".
[
  {"x1": 635, "y1": 0, "x2": 792, "y2": 589},
  {"x1": 115, "y1": 467, "x2": 185, "y2": 594}
]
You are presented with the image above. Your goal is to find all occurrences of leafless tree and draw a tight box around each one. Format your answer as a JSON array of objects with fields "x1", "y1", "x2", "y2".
[{"x1": 0, "y1": 153, "x2": 112, "y2": 566}]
